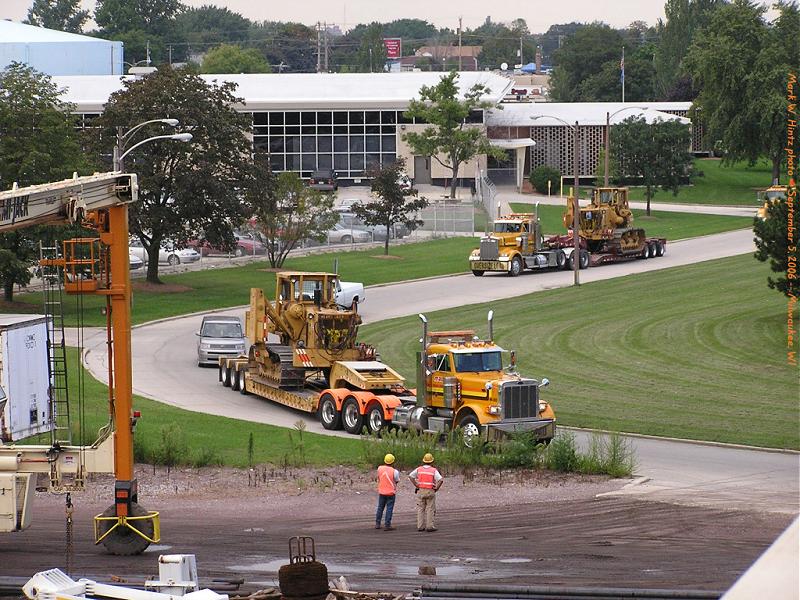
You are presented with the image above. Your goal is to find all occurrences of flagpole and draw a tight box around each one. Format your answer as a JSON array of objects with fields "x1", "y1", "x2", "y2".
[{"x1": 621, "y1": 46, "x2": 625, "y2": 102}]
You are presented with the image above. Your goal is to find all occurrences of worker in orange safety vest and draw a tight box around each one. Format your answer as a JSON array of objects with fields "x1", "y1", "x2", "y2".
[
  {"x1": 408, "y1": 453, "x2": 443, "y2": 532},
  {"x1": 375, "y1": 453, "x2": 400, "y2": 531}
]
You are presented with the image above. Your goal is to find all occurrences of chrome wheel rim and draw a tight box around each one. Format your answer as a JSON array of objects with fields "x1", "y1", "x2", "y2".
[
  {"x1": 322, "y1": 400, "x2": 336, "y2": 424},
  {"x1": 343, "y1": 403, "x2": 358, "y2": 428},
  {"x1": 368, "y1": 409, "x2": 383, "y2": 432}
]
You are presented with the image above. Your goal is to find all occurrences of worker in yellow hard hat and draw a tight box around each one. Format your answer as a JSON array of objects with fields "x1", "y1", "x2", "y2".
[
  {"x1": 408, "y1": 453, "x2": 443, "y2": 532},
  {"x1": 375, "y1": 453, "x2": 400, "y2": 531}
]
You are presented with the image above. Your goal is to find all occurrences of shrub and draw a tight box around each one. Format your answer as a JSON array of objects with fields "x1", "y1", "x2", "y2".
[
  {"x1": 152, "y1": 423, "x2": 189, "y2": 472},
  {"x1": 529, "y1": 166, "x2": 561, "y2": 194},
  {"x1": 545, "y1": 431, "x2": 581, "y2": 472}
]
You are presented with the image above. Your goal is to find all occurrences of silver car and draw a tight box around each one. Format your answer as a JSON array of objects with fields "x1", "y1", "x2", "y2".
[
  {"x1": 196, "y1": 315, "x2": 247, "y2": 367},
  {"x1": 129, "y1": 239, "x2": 201, "y2": 266},
  {"x1": 327, "y1": 223, "x2": 372, "y2": 245}
]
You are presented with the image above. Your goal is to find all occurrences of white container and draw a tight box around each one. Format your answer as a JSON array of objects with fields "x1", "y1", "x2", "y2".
[{"x1": 0, "y1": 314, "x2": 52, "y2": 442}]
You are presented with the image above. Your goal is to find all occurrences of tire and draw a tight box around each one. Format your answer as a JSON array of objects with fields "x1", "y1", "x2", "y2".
[
  {"x1": 458, "y1": 414, "x2": 482, "y2": 448},
  {"x1": 579, "y1": 249, "x2": 590, "y2": 269},
  {"x1": 472, "y1": 270, "x2": 484, "y2": 277},
  {"x1": 341, "y1": 396, "x2": 364, "y2": 434},
  {"x1": 568, "y1": 253, "x2": 578, "y2": 270},
  {"x1": 218, "y1": 363, "x2": 224, "y2": 382},
  {"x1": 351, "y1": 296, "x2": 359, "y2": 309},
  {"x1": 97, "y1": 502, "x2": 154, "y2": 556},
  {"x1": 508, "y1": 255, "x2": 523, "y2": 277},
  {"x1": 239, "y1": 369, "x2": 248, "y2": 394},
  {"x1": 318, "y1": 393, "x2": 342, "y2": 430},
  {"x1": 167, "y1": 254, "x2": 180, "y2": 266},
  {"x1": 555, "y1": 250, "x2": 566, "y2": 269},
  {"x1": 279, "y1": 561, "x2": 329, "y2": 598},
  {"x1": 656, "y1": 240, "x2": 665, "y2": 257},
  {"x1": 341, "y1": 235, "x2": 352, "y2": 244},
  {"x1": 232, "y1": 368, "x2": 241, "y2": 391},
  {"x1": 366, "y1": 404, "x2": 385, "y2": 434},
  {"x1": 222, "y1": 366, "x2": 232, "y2": 387},
  {"x1": 234, "y1": 247, "x2": 245, "y2": 257},
  {"x1": 647, "y1": 241, "x2": 657, "y2": 258}
]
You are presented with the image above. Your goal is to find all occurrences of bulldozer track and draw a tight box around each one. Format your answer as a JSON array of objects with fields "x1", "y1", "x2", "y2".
[{"x1": 260, "y1": 344, "x2": 306, "y2": 390}]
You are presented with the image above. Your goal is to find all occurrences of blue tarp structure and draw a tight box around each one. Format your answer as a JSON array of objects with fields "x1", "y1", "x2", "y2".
[{"x1": 520, "y1": 62, "x2": 538, "y2": 73}]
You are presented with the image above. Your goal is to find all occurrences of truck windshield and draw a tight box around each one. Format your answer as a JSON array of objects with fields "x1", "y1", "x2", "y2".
[
  {"x1": 453, "y1": 351, "x2": 502, "y2": 372},
  {"x1": 201, "y1": 322, "x2": 242, "y2": 338},
  {"x1": 493, "y1": 223, "x2": 522, "y2": 233}
]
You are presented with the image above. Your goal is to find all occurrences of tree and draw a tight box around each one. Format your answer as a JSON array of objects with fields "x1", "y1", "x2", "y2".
[
  {"x1": 576, "y1": 45, "x2": 657, "y2": 101},
  {"x1": 251, "y1": 21, "x2": 316, "y2": 73},
  {"x1": 686, "y1": 1, "x2": 799, "y2": 183},
  {"x1": 94, "y1": 0, "x2": 183, "y2": 64},
  {"x1": 25, "y1": 0, "x2": 89, "y2": 33},
  {"x1": 550, "y1": 24, "x2": 624, "y2": 101},
  {"x1": 754, "y1": 198, "x2": 796, "y2": 298},
  {"x1": 476, "y1": 22, "x2": 536, "y2": 70},
  {"x1": 403, "y1": 72, "x2": 503, "y2": 198},
  {"x1": 201, "y1": 45, "x2": 271, "y2": 73},
  {"x1": 248, "y1": 164, "x2": 338, "y2": 268},
  {"x1": 611, "y1": 116, "x2": 694, "y2": 215},
  {"x1": 0, "y1": 63, "x2": 88, "y2": 301},
  {"x1": 350, "y1": 159, "x2": 429, "y2": 255},
  {"x1": 91, "y1": 66, "x2": 252, "y2": 283}
]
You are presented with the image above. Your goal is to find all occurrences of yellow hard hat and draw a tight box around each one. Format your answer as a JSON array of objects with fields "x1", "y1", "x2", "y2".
[
  {"x1": 422, "y1": 453, "x2": 434, "y2": 464},
  {"x1": 384, "y1": 453, "x2": 395, "y2": 465}
]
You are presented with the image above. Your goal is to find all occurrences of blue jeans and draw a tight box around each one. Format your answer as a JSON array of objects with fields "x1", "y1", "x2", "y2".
[{"x1": 375, "y1": 494, "x2": 396, "y2": 526}]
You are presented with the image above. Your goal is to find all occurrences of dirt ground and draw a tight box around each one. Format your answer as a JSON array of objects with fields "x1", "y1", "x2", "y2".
[{"x1": 2, "y1": 465, "x2": 793, "y2": 596}]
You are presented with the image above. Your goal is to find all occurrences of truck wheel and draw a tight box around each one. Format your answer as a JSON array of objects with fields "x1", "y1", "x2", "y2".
[
  {"x1": 579, "y1": 249, "x2": 590, "y2": 269},
  {"x1": 472, "y1": 270, "x2": 484, "y2": 277},
  {"x1": 318, "y1": 393, "x2": 342, "y2": 430},
  {"x1": 656, "y1": 240, "x2": 665, "y2": 256},
  {"x1": 366, "y1": 405, "x2": 385, "y2": 434},
  {"x1": 459, "y1": 415, "x2": 482, "y2": 448},
  {"x1": 647, "y1": 241, "x2": 657, "y2": 258},
  {"x1": 508, "y1": 256, "x2": 523, "y2": 277},
  {"x1": 342, "y1": 397, "x2": 364, "y2": 434},
  {"x1": 555, "y1": 250, "x2": 566, "y2": 269},
  {"x1": 568, "y1": 253, "x2": 577, "y2": 270},
  {"x1": 222, "y1": 366, "x2": 232, "y2": 387},
  {"x1": 231, "y1": 368, "x2": 241, "y2": 391},
  {"x1": 239, "y1": 370, "x2": 248, "y2": 394}
]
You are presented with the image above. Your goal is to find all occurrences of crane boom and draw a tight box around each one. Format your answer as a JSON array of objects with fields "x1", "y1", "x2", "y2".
[{"x1": 0, "y1": 172, "x2": 137, "y2": 232}]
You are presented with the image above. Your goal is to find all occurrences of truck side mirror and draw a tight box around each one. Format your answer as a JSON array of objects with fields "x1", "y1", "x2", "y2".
[{"x1": 539, "y1": 378, "x2": 550, "y2": 389}]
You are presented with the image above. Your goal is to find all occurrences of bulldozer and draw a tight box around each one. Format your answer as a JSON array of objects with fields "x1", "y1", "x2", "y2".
[{"x1": 564, "y1": 187, "x2": 647, "y2": 255}]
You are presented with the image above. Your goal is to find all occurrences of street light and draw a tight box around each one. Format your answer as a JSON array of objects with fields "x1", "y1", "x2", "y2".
[
  {"x1": 113, "y1": 119, "x2": 191, "y2": 171},
  {"x1": 604, "y1": 106, "x2": 647, "y2": 186},
  {"x1": 530, "y1": 114, "x2": 581, "y2": 286}
]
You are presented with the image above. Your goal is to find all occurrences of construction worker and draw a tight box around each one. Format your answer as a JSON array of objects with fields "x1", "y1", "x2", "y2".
[
  {"x1": 375, "y1": 453, "x2": 400, "y2": 531},
  {"x1": 408, "y1": 453, "x2": 443, "y2": 532}
]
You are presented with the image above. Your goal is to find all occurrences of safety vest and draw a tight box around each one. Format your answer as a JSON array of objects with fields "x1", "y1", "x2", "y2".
[
  {"x1": 417, "y1": 465, "x2": 437, "y2": 489},
  {"x1": 377, "y1": 465, "x2": 397, "y2": 495}
]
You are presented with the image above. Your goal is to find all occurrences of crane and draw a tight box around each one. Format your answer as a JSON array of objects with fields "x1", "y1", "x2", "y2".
[{"x1": 0, "y1": 171, "x2": 159, "y2": 555}]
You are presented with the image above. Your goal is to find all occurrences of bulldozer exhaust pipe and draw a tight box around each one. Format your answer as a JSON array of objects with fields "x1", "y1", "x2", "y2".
[
  {"x1": 487, "y1": 310, "x2": 494, "y2": 342},
  {"x1": 418, "y1": 314, "x2": 428, "y2": 407}
]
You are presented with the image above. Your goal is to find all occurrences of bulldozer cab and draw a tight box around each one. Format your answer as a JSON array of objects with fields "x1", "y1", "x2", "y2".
[
  {"x1": 592, "y1": 187, "x2": 629, "y2": 209},
  {"x1": 276, "y1": 272, "x2": 337, "y2": 309}
]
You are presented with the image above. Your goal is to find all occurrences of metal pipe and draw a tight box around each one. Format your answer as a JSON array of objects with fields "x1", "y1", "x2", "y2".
[{"x1": 487, "y1": 310, "x2": 493, "y2": 342}]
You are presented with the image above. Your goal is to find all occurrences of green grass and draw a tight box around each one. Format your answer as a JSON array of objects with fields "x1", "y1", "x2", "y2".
[
  {"x1": 509, "y1": 203, "x2": 752, "y2": 239},
  {"x1": 626, "y1": 158, "x2": 774, "y2": 206},
  {"x1": 358, "y1": 254, "x2": 799, "y2": 450}
]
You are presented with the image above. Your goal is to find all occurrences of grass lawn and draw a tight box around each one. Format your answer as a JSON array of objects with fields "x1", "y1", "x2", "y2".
[
  {"x1": 626, "y1": 158, "x2": 773, "y2": 206},
  {"x1": 358, "y1": 254, "x2": 799, "y2": 450},
  {"x1": 3, "y1": 206, "x2": 750, "y2": 328},
  {"x1": 509, "y1": 203, "x2": 752, "y2": 239}
]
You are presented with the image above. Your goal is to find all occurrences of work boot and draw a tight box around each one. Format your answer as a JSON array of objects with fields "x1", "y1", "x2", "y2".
[
  {"x1": 375, "y1": 523, "x2": 381, "y2": 529},
  {"x1": 384, "y1": 525, "x2": 395, "y2": 531},
  {"x1": 426, "y1": 528, "x2": 437, "y2": 532},
  {"x1": 417, "y1": 528, "x2": 425, "y2": 532}
]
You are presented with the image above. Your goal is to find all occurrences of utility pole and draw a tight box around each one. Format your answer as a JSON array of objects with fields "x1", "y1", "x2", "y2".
[
  {"x1": 573, "y1": 120, "x2": 580, "y2": 286},
  {"x1": 316, "y1": 22, "x2": 322, "y2": 73},
  {"x1": 458, "y1": 17, "x2": 462, "y2": 71},
  {"x1": 323, "y1": 22, "x2": 329, "y2": 72},
  {"x1": 519, "y1": 36, "x2": 523, "y2": 68}
]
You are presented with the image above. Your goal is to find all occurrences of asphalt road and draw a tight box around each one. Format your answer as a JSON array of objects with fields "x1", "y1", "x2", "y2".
[{"x1": 78, "y1": 227, "x2": 799, "y2": 515}]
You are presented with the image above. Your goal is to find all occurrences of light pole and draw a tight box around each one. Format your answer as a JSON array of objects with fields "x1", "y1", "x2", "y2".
[
  {"x1": 531, "y1": 114, "x2": 581, "y2": 286},
  {"x1": 605, "y1": 106, "x2": 646, "y2": 186},
  {"x1": 113, "y1": 119, "x2": 192, "y2": 172}
]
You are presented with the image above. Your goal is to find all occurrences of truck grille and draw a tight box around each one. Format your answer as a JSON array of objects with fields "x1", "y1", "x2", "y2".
[
  {"x1": 480, "y1": 238, "x2": 499, "y2": 260},
  {"x1": 500, "y1": 380, "x2": 539, "y2": 420}
]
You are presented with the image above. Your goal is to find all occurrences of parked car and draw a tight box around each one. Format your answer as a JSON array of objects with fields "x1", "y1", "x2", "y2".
[
  {"x1": 336, "y1": 208, "x2": 409, "y2": 241},
  {"x1": 128, "y1": 239, "x2": 200, "y2": 266},
  {"x1": 326, "y1": 222, "x2": 371, "y2": 245},
  {"x1": 189, "y1": 232, "x2": 266, "y2": 257},
  {"x1": 196, "y1": 315, "x2": 246, "y2": 367},
  {"x1": 334, "y1": 280, "x2": 365, "y2": 309},
  {"x1": 129, "y1": 252, "x2": 144, "y2": 270},
  {"x1": 308, "y1": 169, "x2": 338, "y2": 191}
]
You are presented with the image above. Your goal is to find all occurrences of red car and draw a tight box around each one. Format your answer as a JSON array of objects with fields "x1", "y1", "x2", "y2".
[{"x1": 189, "y1": 233, "x2": 266, "y2": 257}]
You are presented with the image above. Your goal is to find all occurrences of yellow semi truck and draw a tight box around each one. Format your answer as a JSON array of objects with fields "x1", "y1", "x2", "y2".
[{"x1": 218, "y1": 272, "x2": 555, "y2": 444}]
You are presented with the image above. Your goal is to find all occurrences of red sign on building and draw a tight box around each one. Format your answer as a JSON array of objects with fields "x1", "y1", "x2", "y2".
[{"x1": 383, "y1": 38, "x2": 402, "y2": 59}]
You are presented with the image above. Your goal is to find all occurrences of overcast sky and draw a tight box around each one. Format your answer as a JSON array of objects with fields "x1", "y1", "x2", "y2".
[{"x1": 0, "y1": 0, "x2": 778, "y2": 31}]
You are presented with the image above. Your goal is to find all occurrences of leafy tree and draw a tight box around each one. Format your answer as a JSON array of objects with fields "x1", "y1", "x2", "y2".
[
  {"x1": 576, "y1": 45, "x2": 656, "y2": 102},
  {"x1": 201, "y1": 44, "x2": 271, "y2": 73},
  {"x1": 529, "y1": 166, "x2": 560, "y2": 194},
  {"x1": 686, "y1": 1, "x2": 799, "y2": 183},
  {"x1": 90, "y1": 66, "x2": 252, "y2": 283},
  {"x1": 25, "y1": 0, "x2": 89, "y2": 33},
  {"x1": 538, "y1": 22, "x2": 583, "y2": 64},
  {"x1": 0, "y1": 63, "x2": 88, "y2": 301},
  {"x1": 403, "y1": 72, "x2": 503, "y2": 198},
  {"x1": 476, "y1": 22, "x2": 536, "y2": 70},
  {"x1": 251, "y1": 21, "x2": 316, "y2": 73},
  {"x1": 345, "y1": 23, "x2": 388, "y2": 72},
  {"x1": 173, "y1": 6, "x2": 252, "y2": 47},
  {"x1": 248, "y1": 164, "x2": 338, "y2": 268},
  {"x1": 383, "y1": 19, "x2": 438, "y2": 54},
  {"x1": 350, "y1": 159, "x2": 429, "y2": 255},
  {"x1": 753, "y1": 197, "x2": 796, "y2": 298},
  {"x1": 550, "y1": 24, "x2": 624, "y2": 101},
  {"x1": 610, "y1": 116, "x2": 694, "y2": 215},
  {"x1": 94, "y1": 0, "x2": 183, "y2": 64}
]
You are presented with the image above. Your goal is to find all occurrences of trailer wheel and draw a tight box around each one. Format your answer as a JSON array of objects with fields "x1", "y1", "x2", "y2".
[
  {"x1": 458, "y1": 414, "x2": 482, "y2": 448},
  {"x1": 579, "y1": 249, "x2": 590, "y2": 269},
  {"x1": 342, "y1": 397, "x2": 364, "y2": 434},
  {"x1": 97, "y1": 503, "x2": 154, "y2": 556},
  {"x1": 366, "y1": 404, "x2": 386, "y2": 434},
  {"x1": 222, "y1": 366, "x2": 232, "y2": 387},
  {"x1": 318, "y1": 393, "x2": 342, "y2": 430},
  {"x1": 656, "y1": 240, "x2": 665, "y2": 257},
  {"x1": 647, "y1": 241, "x2": 657, "y2": 258},
  {"x1": 555, "y1": 250, "x2": 566, "y2": 269},
  {"x1": 238, "y1": 369, "x2": 248, "y2": 394},
  {"x1": 567, "y1": 253, "x2": 577, "y2": 270},
  {"x1": 232, "y1": 368, "x2": 242, "y2": 391},
  {"x1": 508, "y1": 256, "x2": 523, "y2": 277},
  {"x1": 471, "y1": 270, "x2": 484, "y2": 277}
]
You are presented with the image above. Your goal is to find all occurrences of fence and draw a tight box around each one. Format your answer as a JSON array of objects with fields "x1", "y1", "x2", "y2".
[
  {"x1": 475, "y1": 169, "x2": 499, "y2": 221},
  {"x1": 415, "y1": 201, "x2": 475, "y2": 236}
]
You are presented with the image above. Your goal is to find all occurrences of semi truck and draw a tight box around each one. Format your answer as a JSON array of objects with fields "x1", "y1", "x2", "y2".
[
  {"x1": 469, "y1": 187, "x2": 667, "y2": 276},
  {"x1": 218, "y1": 271, "x2": 555, "y2": 445}
]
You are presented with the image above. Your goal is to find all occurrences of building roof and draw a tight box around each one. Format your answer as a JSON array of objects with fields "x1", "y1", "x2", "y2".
[
  {"x1": 51, "y1": 71, "x2": 515, "y2": 112},
  {"x1": 0, "y1": 20, "x2": 111, "y2": 44},
  {"x1": 415, "y1": 46, "x2": 483, "y2": 58},
  {"x1": 487, "y1": 102, "x2": 692, "y2": 127}
]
